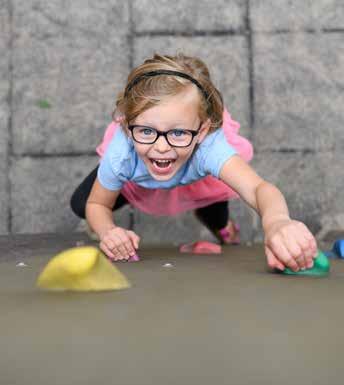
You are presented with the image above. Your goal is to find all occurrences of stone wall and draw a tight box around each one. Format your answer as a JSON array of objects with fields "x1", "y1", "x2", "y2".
[{"x1": 0, "y1": 0, "x2": 343, "y2": 244}]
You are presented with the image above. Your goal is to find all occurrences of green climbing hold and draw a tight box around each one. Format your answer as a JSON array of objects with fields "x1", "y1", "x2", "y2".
[{"x1": 282, "y1": 250, "x2": 330, "y2": 276}]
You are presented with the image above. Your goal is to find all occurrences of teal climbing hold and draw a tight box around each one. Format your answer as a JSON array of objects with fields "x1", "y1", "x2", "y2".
[{"x1": 282, "y1": 250, "x2": 330, "y2": 276}]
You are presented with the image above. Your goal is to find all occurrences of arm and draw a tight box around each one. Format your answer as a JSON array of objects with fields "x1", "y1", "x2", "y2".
[
  {"x1": 86, "y1": 178, "x2": 140, "y2": 260},
  {"x1": 86, "y1": 178, "x2": 120, "y2": 239},
  {"x1": 219, "y1": 155, "x2": 317, "y2": 271}
]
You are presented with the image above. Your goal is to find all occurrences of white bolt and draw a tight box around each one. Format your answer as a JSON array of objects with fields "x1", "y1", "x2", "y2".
[
  {"x1": 163, "y1": 263, "x2": 173, "y2": 268},
  {"x1": 16, "y1": 262, "x2": 27, "y2": 267}
]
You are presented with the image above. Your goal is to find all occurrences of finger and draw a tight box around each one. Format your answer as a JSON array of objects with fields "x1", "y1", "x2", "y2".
[
  {"x1": 297, "y1": 224, "x2": 317, "y2": 256},
  {"x1": 279, "y1": 226, "x2": 308, "y2": 270},
  {"x1": 127, "y1": 231, "x2": 140, "y2": 249},
  {"x1": 100, "y1": 241, "x2": 117, "y2": 260},
  {"x1": 105, "y1": 242, "x2": 124, "y2": 260},
  {"x1": 104, "y1": 227, "x2": 129, "y2": 259},
  {"x1": 105, "y1": 237, "x2": 126, "y2": 260},
  {"x1": 112, "y1": 234, "x2": 131, "y2": 260},
  {"x1": 114, "y1": 231, "x2": 135, "y2": 257},
  {"x1": 294, "y1": 254, "x2": 307, "y2": 270},
  {"x1": 265, "y1": 246, "x2": 285, "y2": 271},
  {"x1": 119, "y1": 231, "x2": 137, "y2": 256},
  {"x1": 105, "y1": 239, "x2": 116, "y2": 253},
  {"x1": 299, "y1": 238, "x2": 315, "y2": 269},
  {"x1": 294, "y1": 225, "x2": 317, "y2": 267},
  {"x1": 112, "y1": 246, "x2": 126, "y2": 260},
  {"x1": 109, "y1": 244, "x2": 127, "y2": 261},
  {"x1": 269, "y1": 239, "x2": 299, "y2": 272},
  {"x1": 285, "y1": 240, "x2": 307, "y2": 270},
  {"x1": 123, "y1": 238, "x2": 136, "y2": 257}
]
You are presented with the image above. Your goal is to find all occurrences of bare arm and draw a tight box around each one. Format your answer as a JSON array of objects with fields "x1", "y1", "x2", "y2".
[
  {"x1": 219, "y1": 155, "x2": 317, "y2": 271},
  {"x1": 219, "y1": 155, "x2": 290, "y2": 225},
  {"x1": 85, "y1": 178, "x2": 120, "y2": 239},
  {"x1": 85, "y1": 178, "x2": 140, "y2": 260}
]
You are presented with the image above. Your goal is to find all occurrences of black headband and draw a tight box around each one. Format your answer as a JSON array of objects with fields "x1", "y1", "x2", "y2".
[{"x1": 124, "y1": 70, "x2": 209, "y2": 101}]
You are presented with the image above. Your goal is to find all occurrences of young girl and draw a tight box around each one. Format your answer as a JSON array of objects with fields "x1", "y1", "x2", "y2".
[{"x1": 71, "y1": 53, "x2": 317, "y2": 272}]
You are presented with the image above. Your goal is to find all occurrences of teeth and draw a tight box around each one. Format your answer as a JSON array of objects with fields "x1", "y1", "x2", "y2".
[{"x1": 152, "y1": 159, "x2": 173, "y2": 168}]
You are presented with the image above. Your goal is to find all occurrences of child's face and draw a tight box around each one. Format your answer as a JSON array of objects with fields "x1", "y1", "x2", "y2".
[{"x1": 128, "y1": 86, "x2": 210, "y2": 181}]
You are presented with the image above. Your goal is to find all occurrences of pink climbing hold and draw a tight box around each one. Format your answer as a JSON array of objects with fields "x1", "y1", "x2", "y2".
[
  {"x1": 179, "y1": 241, "x2": 222, "y2": 255},
  {"x1": 128, "y1": 254, "x2": 140, "y2": 262}
]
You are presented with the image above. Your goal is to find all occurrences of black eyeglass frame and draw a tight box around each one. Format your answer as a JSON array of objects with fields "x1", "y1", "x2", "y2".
[{"x1": 127, "y1": 122, "x2": 202, "y2": 148}]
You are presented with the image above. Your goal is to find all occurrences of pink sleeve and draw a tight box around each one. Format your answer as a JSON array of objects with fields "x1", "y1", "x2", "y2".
[
  {"x1": 96, "y1": 121, "x2": 121, "y2": 158},
  {"x1": 222, "y1": 108, "x2": 254, "y2": 163},
  {"x1": 222, "y1": 108, "x2": 240, "y2": 134}
]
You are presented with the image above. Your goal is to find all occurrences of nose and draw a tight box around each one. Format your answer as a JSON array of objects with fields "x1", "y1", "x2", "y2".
[{"x1": 154, "y1": 134, "x2": 171, "y2": 152}]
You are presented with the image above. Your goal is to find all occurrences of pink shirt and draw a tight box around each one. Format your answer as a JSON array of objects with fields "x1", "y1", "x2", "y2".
[{"x1": 96, "y1": 109, "x2": 253, "y2": 216}]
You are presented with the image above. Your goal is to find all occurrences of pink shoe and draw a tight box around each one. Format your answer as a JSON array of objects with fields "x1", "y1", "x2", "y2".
[
  {"x1": 217, "y1": 221, "x2": 240, "y2": 245},
  {"x1": 179, "y1": 241, "x2": 222, "y2": 254}
]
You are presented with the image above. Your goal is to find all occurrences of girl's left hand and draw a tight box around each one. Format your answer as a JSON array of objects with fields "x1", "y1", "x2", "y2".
[{"x1": 264, "y1": 219, "x2": 318, "y2": 272}]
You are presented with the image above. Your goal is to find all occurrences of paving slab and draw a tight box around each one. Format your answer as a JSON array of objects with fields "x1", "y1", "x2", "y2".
[
  {"x1": 11, "y1": 0, "x2": 130, "y2": 155},
  {"x1": 250, "y1": 0, "x2": 344, "y2": 31},
  {"x1": 253, "y1": 32, "x2": 344, "y2": 152},
  {"x1": 10, "y1": 156, "x2": 99, "y2": 233},
  {"x1": 133, "y1": 0, "x2": 246, "y2": 32}
]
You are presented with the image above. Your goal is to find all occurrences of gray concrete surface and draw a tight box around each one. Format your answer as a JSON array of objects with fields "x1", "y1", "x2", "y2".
[
  {"x1": 1, "y1": 233, "x2": 344, "y2": 385},
  {"x1": 132, "y1": 0, "x2": 246, "y2": 32},
  {"x1": 251, "y1": 0, "x2": 344, "y2": 31},
  {"x1": 0, "y1": 0, "x2": 10, "y2": 234},
  {"x1": 253, "y1": 32, "x2": 344, "y2": 152},
  {"x1": 0, "y1": 0, "x2": 343, "y2": 244}
]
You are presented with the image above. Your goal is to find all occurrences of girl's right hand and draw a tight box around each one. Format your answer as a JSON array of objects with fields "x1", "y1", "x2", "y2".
[{"x1": 99, "y1": 226, "x2": 140, "y2": 261}]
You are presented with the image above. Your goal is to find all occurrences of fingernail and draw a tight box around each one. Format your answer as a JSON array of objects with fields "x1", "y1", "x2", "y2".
[{"x1": 301, "y1": 267, "x2": 306, "y2": 271}]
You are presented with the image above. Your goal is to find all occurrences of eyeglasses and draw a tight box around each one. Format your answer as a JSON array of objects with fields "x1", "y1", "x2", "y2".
[{"x1": 127, "y1": 123, "x2": 202, "y2": 148}]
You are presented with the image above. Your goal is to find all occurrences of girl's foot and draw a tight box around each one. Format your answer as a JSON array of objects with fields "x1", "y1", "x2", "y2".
[
  {"x1": 194, "y1": 210, "x2": 241, "y2": 245},
  {"x1": 215, "y1": 221, "x2": 240, "y2": 245}
]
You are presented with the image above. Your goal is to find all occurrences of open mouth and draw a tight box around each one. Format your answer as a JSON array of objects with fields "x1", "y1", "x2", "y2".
[
  {"x1": 150, "y1": 159, "x2": 175, "y2": 168},
  {"x1": 149, "y1": 158, "x2": 176, "y2": 174}
]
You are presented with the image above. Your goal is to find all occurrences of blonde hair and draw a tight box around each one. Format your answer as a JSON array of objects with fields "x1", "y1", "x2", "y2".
[{"x1": 113, "y1": 53, "x2": 223, "y2": 132}]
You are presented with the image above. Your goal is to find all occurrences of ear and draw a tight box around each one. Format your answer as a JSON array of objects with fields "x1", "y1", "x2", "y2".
[{"x1": 197, "y1": 119, "x2": 211, "y2": 144}]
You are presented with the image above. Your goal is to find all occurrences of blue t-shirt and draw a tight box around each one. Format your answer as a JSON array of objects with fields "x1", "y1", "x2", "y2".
[{"x1": 98, "y1": 126, "x2": 237, "y2": 190}]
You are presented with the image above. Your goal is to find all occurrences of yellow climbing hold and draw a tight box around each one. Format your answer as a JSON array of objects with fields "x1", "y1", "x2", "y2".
[{"x1": 37, "y1": 246, "x2": 130, "y2": 291}]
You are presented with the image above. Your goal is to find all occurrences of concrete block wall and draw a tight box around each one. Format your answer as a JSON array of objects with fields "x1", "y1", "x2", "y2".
[{"x1": 0, "y1": 0, "x2": 343, "y2": 244}]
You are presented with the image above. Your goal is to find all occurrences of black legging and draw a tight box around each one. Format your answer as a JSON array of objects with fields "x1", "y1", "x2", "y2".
[{"x1": 70, "y1": 166, "x2": 229, "y2": 230}]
